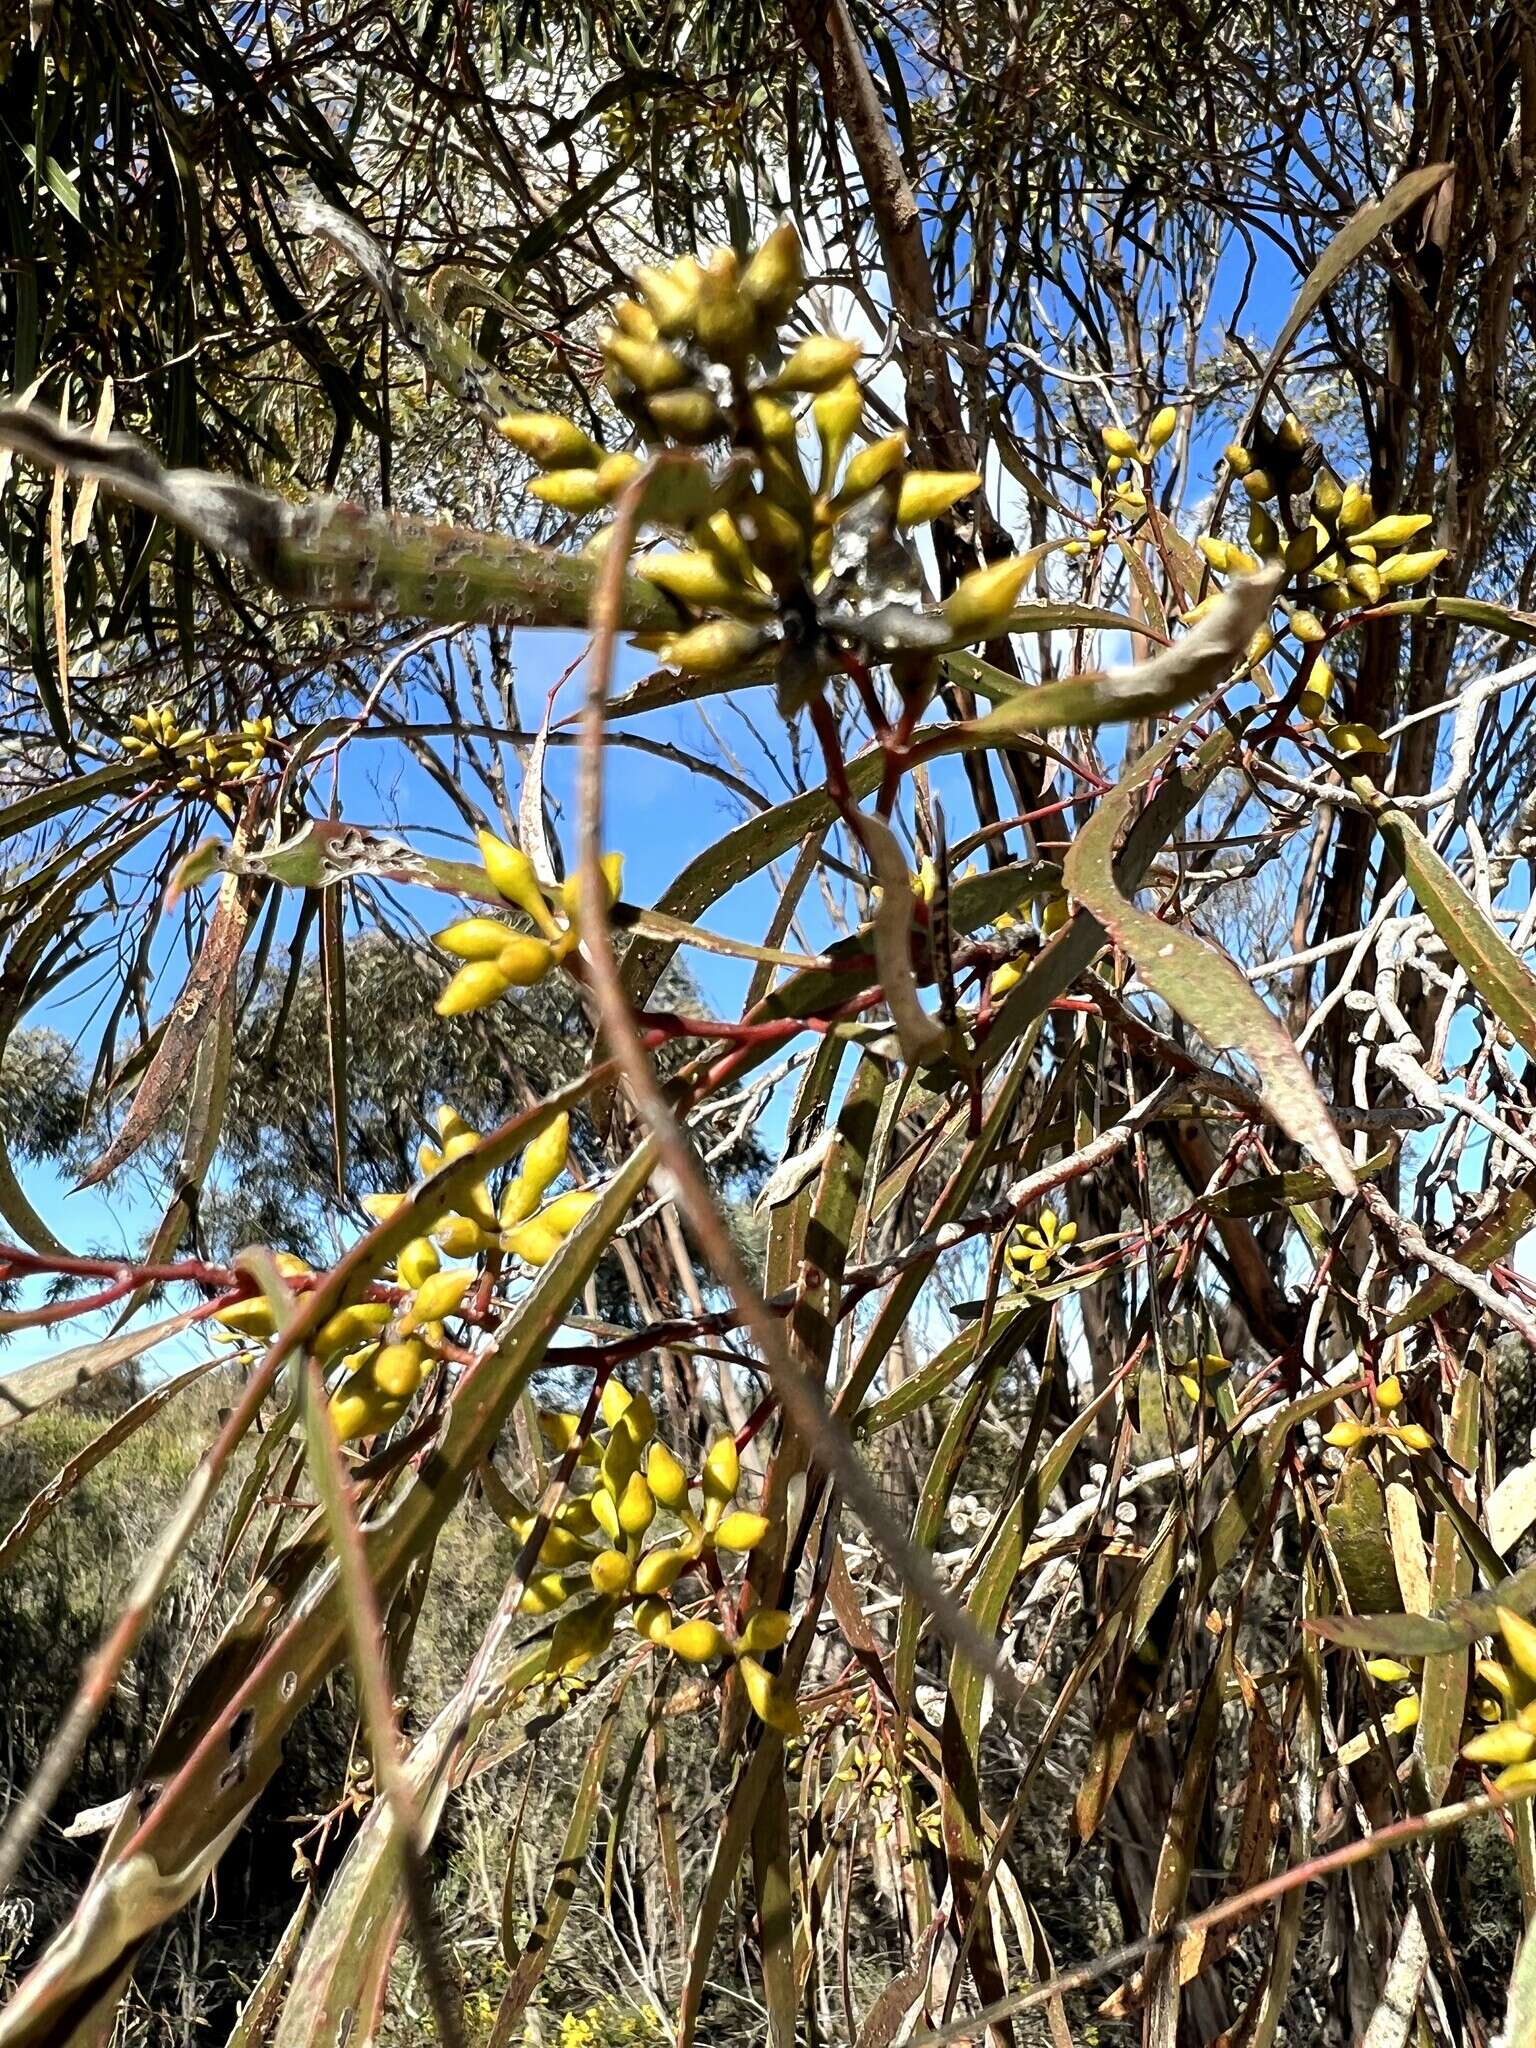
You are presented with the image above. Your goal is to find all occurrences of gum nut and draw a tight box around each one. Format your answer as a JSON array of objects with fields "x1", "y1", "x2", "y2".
[
  {"x1": 647, "y1": 1441, "x2": 690, "y2": 1510},
  {"x1": 715, "y1": 1510, "x2": 770, "y2": 1552},
  {"x1": 740, "y1": 1608, "x2": 793, "y2": 1654},
  {"x1": 435, "y1": 960, "x2": 512, "y2": 1017},
  {"x1": 634, "y1": 1545, "x2": 689, "y2": 1595},
  {"x1": 618, "y1": 1471, "x2": 657, "y2": 1537},
  {"x1": 666, "y1": 1618, "x2": 728, "y2": 1663},
  {"x1": 411, "y1": 1267, "x2": 475, "y2": 1322},
  {"x1": 590, "y1": 1549, "x2": 634, "y2": 1596}
]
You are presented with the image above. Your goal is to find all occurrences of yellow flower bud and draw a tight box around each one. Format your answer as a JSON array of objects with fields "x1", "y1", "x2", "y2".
[
  {"x1": 433, "y1": 916, "x2": 514, "y2": 963},
  {"x1": 214, "y1": 1295, "x2": 278, "y2": 1338},
  {"x1": 550, "y1": 1599, "x2": 617, "y2": 1677},
  {"x1": 660, "y1": 619, "x2": 770, "y2": 675},
  {"x1": 1328, "y1": 723, "x2": 1388, "y2": 757},
  {"x1": 740, "y1": 222, "x2": 804, "y2": 319},
  {"x1": 1289, "y1": 609, "x2": 1326, "y2": 643},
  {"x1": 1345, "y1": 562, "x2": 1384, "y2": 605},
  {"x1": 693, "y1": 264, "x2": 756, "y2": 359},
  {"x1": 504, "y1": 1219, "x2": 567, "y2": 1266},
  {"x1": 1241, "y1": 469, "x2": 1276, "y2": 503},
  {"x1": 496, "y1": 412, "x2": 601, "y2": 470},
  {"x1": 558, "y1": 855, "x2": 624, "y2": 931},
  {"x1": 1479, "y1": 1657, "x2": 1517, "y2": 1702},
  {"x1": 519, "y1": 1571, "x2": 575, "y2": 1616},
  {"x1": 1247, "y1": 505, "x2": 1279, "y2": 556},
  {"x1": 602, "y1": 330, "x2": 689, "y2": 393},
  {"x1": 646, "y1": 389, "x2": 727, "y2": 442},
  {"x1": 989, "y1": 962, "x2": 1022, "y2": 998},
  {"x1": 434, "y1": 959, "x2": 512, "y2": 1017},
  {"x1": 497, "y1": 935, "x2": 558, "y2": 987},
  {"x1": 395, "y1": 1236, "x2": 439, "y2": 1290},
  {"x1": 637, "y1": 550, "x2": 758, "y2": 612},
  {"x1": 1500, "y1": 1607, "x2": 1536, "y2": 1684},
  {"x1": 613, "y1": 1390, "x2": 655, "y2": 1455},
  {"x1": 1146, "y1": 404, "x2": 1178, "y2": 451},
  {"x1": 612, "y1": 298, "x2": 659, "y2": 341},
  {"x1": 1351, "y1": 513, "x2": 1432, "y2": 549},
  {"x1": 1365, "y1": 1658, "x2": 1413, "y2": 1684},
  {"x1": 520, "y1": 1113, "x2": 570, "y2": 1201},
  {"x1": 410, "y1": 1267, "x2": 474, "y2": 1323},
  {"x1": 647, "y1": 1441, "x2": 690, "y2": 1511},
  {"x1": 328, "y1": 1372, "x2": 406, "y2": 1444},
  {"x1": 634, "y1": 1597, "x2": 673, "y2": 1643},
  {"x1": 1388, "y1": 1695, "x2": 1420, "y2": 1734},
  {"x1": 1389, "y1": 1422, "x2": 1434, "y2": 1452},
  {"x1": 772, "y1": 334, "x2": 861, "y2": 394},
  {"x1": 1198, "y1": 536, "x2": 1231, "y2": 572},
  {"x1": 1100, "y1": 424, "x2": 1139, "y2": 460},
  {"x1": 703, "y1": 1434, "x2": 740, "y2": 1506},
  {"x1": 1284, "y1": 528, "x2": 1320, "y2": 573},
  {"x1": 834, "y1": 431, "x2": 907, "y2": 506},
  {"x1": 1378, "y1": 549, "x2": 1446, "y2": 588},
  {"x1": 590, "y1": 1486, "x2": 622, "y2": 1544},
  {"x1": 942, "y1": 556, "x2": 1033, "y2": 641},
  {"x1": 1375, "y1": 1374, "x2": 1404, "y2": 1412},
  {"x1": 434, "y1": 1216, "x2": 491, "y2": 1258},
  {"x1": 529, "y1": 469, "x2": 609, "y2": 515},
  {"x1": 635, "y1": 1545, "x2": 690, "y2": 1596},
  {"x1": 738, "y1": 1656, "x2": 804, "y2": 1737},
  {"x1": 895, "y1": 470, "x2": 982, "y2": 528},
  {"x1": 590, "y1": 1549, "x2": 634, "y2": 1596},
  {"x1": 667, "y1": 1618, "x2": 728, "y2": 1663},
  {"x1": 814, "y1": 376, "x2": 863, "y2": 483},
  {"x1": 314, "y1": 1301, "x2": 392, "y2": 1357},
  {"x1": 361, "y1": 1192, "x2": 406, "y2": 1223},
  {"x1": 500, "y1": 1176, "x2": 538, "y2": 1230},
  {"x1": 1496, "y1": 1759, "x2": 1536, "y2": 1793},
  {"x1": 1223, "y1": 442, "x2": 1254, "y2": 477},
  {"x1": 372, "y1": 1338, "x2": 429, "y2": 1401},
  {"x1": 634, "y1": 264, "x2": 698, "y2": 338},
  {"x1": 475, "y1": 831, "x2": 558, "y2": 937},
  {"x1": 715, "y1": 1510, "x2": 770, "y2": 1552},
  {"x1": 1297, "y1": 690, "x2": 1329, "y2": 722},
  {"x1": 740, "y1": 1609, "x2": 793, "y2": 1655},
  {"x1": 1323, "y1": 1418, "x2": 1370, "y2": 1449},
  {"x1": 1338, "y1": 482, "x2": 1375, "y2": 534},
  {"x1": 1465, "y1": 1724, "x2": 1536, "y2": 1768},
  {"x1": 617, "y1": 1471, "x2": 656, "y2": 1537}
]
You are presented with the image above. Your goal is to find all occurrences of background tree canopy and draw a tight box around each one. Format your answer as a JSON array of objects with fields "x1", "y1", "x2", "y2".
[{"x1": 3, "y1": 2, "x2": 1536, "y2": 2045}]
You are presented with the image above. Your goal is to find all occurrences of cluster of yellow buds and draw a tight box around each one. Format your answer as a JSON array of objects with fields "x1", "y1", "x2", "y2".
[
  {"x1": 987, "y1": 891, "x2": 1066, "y2": 999},
  {"x1": 1461, "y1": 1607, "x2": 1536, "y2": 1790},
  {"x1": 514, "y1": 1386, "x2": 800, "y2": 1736},
  {"x1": 1177, "y1": 1351, "x2": 1232, "y2": 1406},
  {"x1": 210, "y1": 1246, "x2": 455, "y2": 1443},
  {"x1": 1004, "y1": 1208, "x2": 1076, "y2": 1288},
  {"x1": 122, "y1": 706, "x2": 276, "y2": 817},
  {"x1": 1322, "y1": 1371, "x2": 1434, "y2": 1455},
  {"x1": 497, "y1": 224, "x2": 1038, "y2": 711},
  {"x1": 433, "y1": 830, "x2": 623, "y2": 1018},
  {"x1": 365, "y1": 1105, "x2": 598, "y2": 1271}
]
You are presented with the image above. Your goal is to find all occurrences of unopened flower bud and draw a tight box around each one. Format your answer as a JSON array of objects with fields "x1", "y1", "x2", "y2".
[{"x1": 895, "y1": 469, "x2": 982, "y2": 528}]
